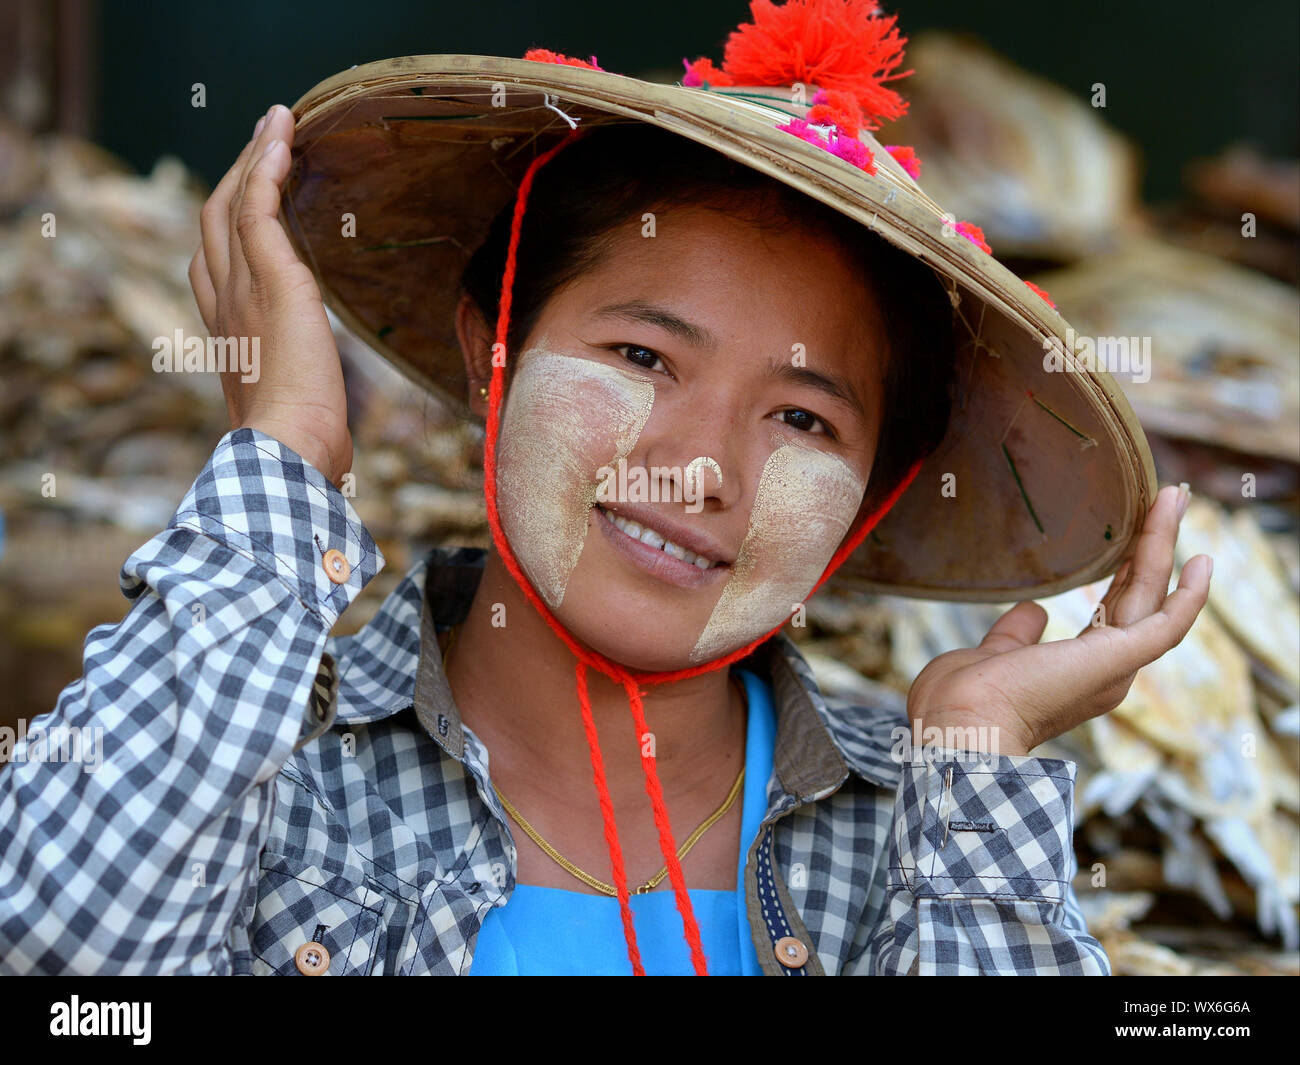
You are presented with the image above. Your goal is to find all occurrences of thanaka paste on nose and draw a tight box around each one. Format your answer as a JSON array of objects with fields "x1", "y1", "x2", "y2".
[
  {"x1": 689, "y1": 434, "x2": 865, "y2": 663},
  {"x1": 685, "y1": 456, "x2": 723, "y2": 494},
  {"x1": 496, "y1": 345, "x2": 654, "y2": 608}
]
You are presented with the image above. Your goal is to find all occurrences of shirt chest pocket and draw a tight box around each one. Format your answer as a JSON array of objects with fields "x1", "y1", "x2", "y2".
[{"x1": 249, "y1": 854, "x2": 389, "y2": 976}]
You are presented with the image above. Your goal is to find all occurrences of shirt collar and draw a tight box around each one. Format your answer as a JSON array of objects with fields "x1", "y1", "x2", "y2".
[{"x1": 325, "y1": 546, "x2": 900, "y2": 793}]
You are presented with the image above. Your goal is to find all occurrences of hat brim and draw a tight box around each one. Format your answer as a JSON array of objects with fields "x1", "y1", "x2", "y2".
[{"x1": 283, "y1": 54, "x2": 1157, "y2": 603}]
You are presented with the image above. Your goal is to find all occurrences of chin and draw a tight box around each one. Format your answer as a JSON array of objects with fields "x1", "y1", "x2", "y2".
[
  {"x1": 552, "y1": 554, "x2": 737, "y2": 674},
  {"x1": 551, "y1": 597, "x2": 707, "y2": 675}
]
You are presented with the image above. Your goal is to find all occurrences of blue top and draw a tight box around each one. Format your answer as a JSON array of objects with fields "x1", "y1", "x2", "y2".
[{"x1": 469, "y1": 667, "x2": 776, "y2": 975}]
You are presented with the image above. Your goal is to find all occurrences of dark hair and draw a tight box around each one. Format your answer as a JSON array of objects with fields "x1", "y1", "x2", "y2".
[{"x1": 460, "y1": 122, "x2": 955, "y2": 517}]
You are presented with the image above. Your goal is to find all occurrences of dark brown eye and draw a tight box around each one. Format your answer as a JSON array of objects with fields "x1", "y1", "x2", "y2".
[
  {"x1": 613, "y1": 344, "x2": 665, "y2": 373},
  {"x1": 778, "y1": 409, "x2": 833, "y2": 437}
]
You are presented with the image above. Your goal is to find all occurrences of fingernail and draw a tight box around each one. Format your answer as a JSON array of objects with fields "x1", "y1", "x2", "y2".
[
  {"x1": 262, "y1": 138, "x2": 281, "y2": 159},
  {"x1": 1176, "y1": 482, "x2": 1190, "y2": 520},
  {"x1": 254, "y1": 116, "x2": 265, "y2": 137},
  {"x1": 1206, "y1": 555, "x2": 1214, "y2": 579}
]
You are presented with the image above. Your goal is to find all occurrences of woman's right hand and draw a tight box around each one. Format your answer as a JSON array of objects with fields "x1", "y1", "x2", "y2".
[{"x1": 188, "y1": 103, "x2": 352, "y2": 486}]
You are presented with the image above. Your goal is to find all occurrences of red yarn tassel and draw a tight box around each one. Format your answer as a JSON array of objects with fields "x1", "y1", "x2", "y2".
[
  {"x1": 621, "y1": 674, "x2": 711, "y2": 974},
  {"x1": 574, "y1": 661, "x2": 644, "y2": 974}
]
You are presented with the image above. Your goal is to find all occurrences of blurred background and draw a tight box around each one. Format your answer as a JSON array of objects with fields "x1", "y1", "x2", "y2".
[{"x1": 1, "y1": 0, "x2": 1297, "y2": 974}]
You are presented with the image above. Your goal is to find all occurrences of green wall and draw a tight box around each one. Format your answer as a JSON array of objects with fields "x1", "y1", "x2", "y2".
[{"x1": 95, "y1": 0, "x2": 1298, "y2": 202}]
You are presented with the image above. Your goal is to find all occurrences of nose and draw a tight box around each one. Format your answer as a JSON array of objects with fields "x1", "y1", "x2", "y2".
[{"x1": 637, "y1": 387, "x2": 747, "y2": 511}]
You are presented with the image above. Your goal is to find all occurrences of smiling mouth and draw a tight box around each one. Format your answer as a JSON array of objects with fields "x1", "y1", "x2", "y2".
[{"x1": 594, "y1": 504, "x2": 728, "y2": 571}]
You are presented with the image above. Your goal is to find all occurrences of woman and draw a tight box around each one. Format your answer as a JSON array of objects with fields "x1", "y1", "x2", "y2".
[{"x1": 0, "y1": 3, "x2": 1211, "y2": 976}]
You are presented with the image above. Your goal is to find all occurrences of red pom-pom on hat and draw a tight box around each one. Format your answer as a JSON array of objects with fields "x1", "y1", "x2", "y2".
[
  {"x1": 524, "y1": 48, "x2": 604, "y2": 70},
  {"x1": 827, "y1": 130, "x2": 876, "y2": 173},
  {"x1": 955, "y1": 220, "x2": 992, "y2": 255},
  {"x1": 1024, "y1": 280, "x2": 1056, "y2": 308},
  {"x1": 777, "y1": 117, "x2": 827, "y2": 146},
  {"x1": 883, "y1": 144, "x2": 920, "y2": 179},
  {"x1": 807, "y1": 88, "x2": 864, "y2": 137},
  {"x1": 721, "y1": 0, "x2": 911, "y2": 130},
  {"x1": 682, "y1": 56, "x2": 735, "y2": 86}
]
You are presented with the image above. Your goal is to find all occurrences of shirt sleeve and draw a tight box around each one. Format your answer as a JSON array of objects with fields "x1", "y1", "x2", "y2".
[
  {"x1": 863, "y1": 745, "x2": 1111, "y2": 975},
  {"x1": 0, "y1": 427, "x2": 383, "y2": 974}
]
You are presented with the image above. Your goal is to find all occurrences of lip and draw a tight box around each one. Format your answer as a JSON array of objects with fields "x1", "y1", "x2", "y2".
[
  {"x1": 594, "y1": 504, "x2": 731, "y2": 590},
  {"x1": 594, "y1": 500, "x2": 734, "y2": 566}
]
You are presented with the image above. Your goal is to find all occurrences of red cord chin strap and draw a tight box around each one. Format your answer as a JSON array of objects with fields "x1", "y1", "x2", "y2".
[{"x1": 481, "y1": 126, "x2": 922, "y2": 975}]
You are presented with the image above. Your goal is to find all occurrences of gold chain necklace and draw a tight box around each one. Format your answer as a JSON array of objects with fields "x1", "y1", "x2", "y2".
[{"x1": 440, "y1": 623, "x2": 745, "y2": 896}]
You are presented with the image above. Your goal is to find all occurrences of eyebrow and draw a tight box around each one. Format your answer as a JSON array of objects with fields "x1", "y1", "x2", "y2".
[
  {"x1": 766, "y1": 354, "x2": 872, "y2": 423},
  {"x1": 591, "y1": 301, "x2": 719, "y2": 350},
  {"x1": 592, "y1": 300, "x2": 871, "y2": 425}
]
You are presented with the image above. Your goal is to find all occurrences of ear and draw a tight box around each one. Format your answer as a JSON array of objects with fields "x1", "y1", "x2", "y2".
[{"x1": 455, "y1": 290, "x2": 495, "y2": 420}]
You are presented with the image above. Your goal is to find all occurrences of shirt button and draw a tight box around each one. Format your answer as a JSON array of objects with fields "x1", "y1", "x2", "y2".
[
  {"x1": 773, "y1": 936, "x2": 809, "y2": 969},
  {"x1": 294, "y1": 940, "x2": 331, "y2": 975},
  {"x1": 321, "y1": 549, "x2": 351, "y2": 584}
]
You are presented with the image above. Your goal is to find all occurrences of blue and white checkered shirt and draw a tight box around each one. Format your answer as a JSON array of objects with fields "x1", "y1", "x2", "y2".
[{"x1": 0, "y1": 428, "x2": 1108, "y2": 974}]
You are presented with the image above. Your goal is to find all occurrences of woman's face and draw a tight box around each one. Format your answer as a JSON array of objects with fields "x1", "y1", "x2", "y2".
[{"x1": 491, "y1": 203, "x2": 887, "y2": 673}]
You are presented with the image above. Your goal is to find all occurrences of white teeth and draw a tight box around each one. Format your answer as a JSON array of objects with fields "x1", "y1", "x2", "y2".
[{"x1": 600, "y1": 506, "x2": 720, "y2": 570}]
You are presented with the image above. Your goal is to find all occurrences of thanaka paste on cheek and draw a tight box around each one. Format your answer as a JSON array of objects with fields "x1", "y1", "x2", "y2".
[
  {"x1": 689, "y1": 433, "x2": 866, "y2": 663},
  {"x1": 496, "y1": 345, "x2": 655, "y2": 609}
]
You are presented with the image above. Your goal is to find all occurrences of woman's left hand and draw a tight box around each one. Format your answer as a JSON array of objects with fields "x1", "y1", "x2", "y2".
[{"x1": 906, "y1": 483, "x2": 1213, "y2": 757}]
